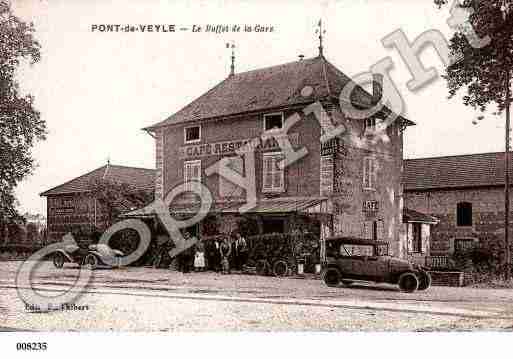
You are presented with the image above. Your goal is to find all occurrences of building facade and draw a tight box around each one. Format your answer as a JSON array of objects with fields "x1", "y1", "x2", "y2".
[
  {"x1": 404, "y1": 152, "x2": 512, "y2": 262},
  {"x1": 142, "y1": 54, "x2": 414, "y2": 258},
  {"x1": 41, "y1": 164, "x2": 155, "y2": 242}
]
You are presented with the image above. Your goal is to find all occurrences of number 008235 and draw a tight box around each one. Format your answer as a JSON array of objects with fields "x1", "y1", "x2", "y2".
[{"x1": 16, "y1": 342, "x2": 48, "y2": 351}]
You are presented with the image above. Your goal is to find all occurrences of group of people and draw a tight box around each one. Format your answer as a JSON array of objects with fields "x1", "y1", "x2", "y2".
[{"x1": 176, "y1": 231, "x2": 248, "y2": 274}]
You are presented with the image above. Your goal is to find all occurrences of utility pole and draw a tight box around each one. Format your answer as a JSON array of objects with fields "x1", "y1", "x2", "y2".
[
  {"x1": 506, "y1": 69, "x2": 511, "y2": 281},
  {"x1": 502, "y1": 0, "x2": 512, "y2": 280}
]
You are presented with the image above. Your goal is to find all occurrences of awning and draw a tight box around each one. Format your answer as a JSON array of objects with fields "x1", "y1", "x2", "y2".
[
  {"x1": 122, "y1": 196, "x2": 331, "y2": 218},
  {"x1": 403, "y1": 208, "x2": 439, "y2": 224}
]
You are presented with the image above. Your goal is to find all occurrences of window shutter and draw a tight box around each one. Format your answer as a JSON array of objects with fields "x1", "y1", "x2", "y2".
[
  {"x1": 263, "y1": 156, "x2": 273, "y2": 191},
  {"x1": 407, "y1": 223, "x2": 413, "y2": 253}
]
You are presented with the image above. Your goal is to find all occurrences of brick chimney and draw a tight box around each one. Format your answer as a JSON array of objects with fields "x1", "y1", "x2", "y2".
[{"x1": 372, "y1": 73, "x2": 383, "y2": 104}]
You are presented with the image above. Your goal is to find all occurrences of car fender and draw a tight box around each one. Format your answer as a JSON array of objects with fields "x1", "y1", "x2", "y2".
[{"x1": 53, "y1": 249, "x2": 74, "y2": 263}]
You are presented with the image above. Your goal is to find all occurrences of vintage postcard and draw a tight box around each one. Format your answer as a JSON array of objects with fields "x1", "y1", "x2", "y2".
[{"x1": 1, "y1": 0, "x2": 513, "y2": 356}]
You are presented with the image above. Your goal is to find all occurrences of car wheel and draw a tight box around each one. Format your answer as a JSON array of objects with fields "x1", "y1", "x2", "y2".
[
  {"x1": 398, "y1": 272, "x2": 419, "y2": 293},
  {"x1": 53, "y1": 252, "x2": 65, "y2": 268},
  {"x1": 272, "y1": 260, "x2": 288, "y2": 277},
  {"x1": 342, "y1": 280, "x2": 353, "y2": 287},
  {"x1": 256, "y1": 259, "x2": 269, "y2": 276},
  {"x1": 83, "y1": 254, "x2": 98, "y2": 270},
  {"x1": 323, "y1": 267, "x2": 341, "y2": 287},
  {"x1": 418, "y1": 271, "x2": 432, "y2": 291}
]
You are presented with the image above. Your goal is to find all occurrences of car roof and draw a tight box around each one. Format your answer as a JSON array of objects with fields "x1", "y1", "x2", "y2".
[{"x1": 325, "y1": 236, "x2": 389, "y2": 246}]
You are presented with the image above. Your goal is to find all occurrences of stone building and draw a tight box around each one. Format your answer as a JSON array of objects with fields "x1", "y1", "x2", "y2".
[
  {"x1": 404, "y1": 152, "x2": 512, "y2": 263},
  {"x1": 40, "y1": 164, "x2": 155, "y2": 242},
  {"x1": 135, "y1": 49, "x2": 415, "y2": 258}
]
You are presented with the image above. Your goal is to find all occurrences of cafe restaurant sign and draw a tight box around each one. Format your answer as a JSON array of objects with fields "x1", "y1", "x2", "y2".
[{"x1": 179, "y1": 133, "x2": 300, "y2": 159}]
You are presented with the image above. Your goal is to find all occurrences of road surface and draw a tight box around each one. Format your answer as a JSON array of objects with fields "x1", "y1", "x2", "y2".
[{"x1": 1, "y1": 261, "x2": 513, "y2": 331}]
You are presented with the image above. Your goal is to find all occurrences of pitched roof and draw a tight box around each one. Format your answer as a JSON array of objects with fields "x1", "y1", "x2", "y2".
[
  {"x1": 145, "y1": 55, "x2": 409, "y2": 130},
  {"x1": 404, "y1": 152, "x2": 513, "y2": 191},
  {"x1": 40, "y1": 164, "x2": 156, "y2": 197}
]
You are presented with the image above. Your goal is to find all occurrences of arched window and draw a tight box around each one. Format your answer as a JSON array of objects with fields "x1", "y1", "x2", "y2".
[{"x1": 456, "y1": 202, "x2": 472, "y2": 227}]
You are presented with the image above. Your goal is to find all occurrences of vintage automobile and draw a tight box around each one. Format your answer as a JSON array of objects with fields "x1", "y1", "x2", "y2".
[
  {"x1": 321, "y1": 236, "x2": 431, "y2": 292},
  {"x1": 52, "y1": 242, "x2": 124, "y2": 270}
]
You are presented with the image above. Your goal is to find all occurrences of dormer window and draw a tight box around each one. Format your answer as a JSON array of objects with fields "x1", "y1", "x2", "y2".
[
  {"x1": 184, "y1": 125, "x2": 201, "y2": 144},
  {"x1": 264, "y1": 113, "x2": 284, "y2": 132}
]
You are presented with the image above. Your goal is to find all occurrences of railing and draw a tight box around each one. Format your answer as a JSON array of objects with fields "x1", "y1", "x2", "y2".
[{"x1": 426, "y1": 255, "x2": 449, "y2": 269}]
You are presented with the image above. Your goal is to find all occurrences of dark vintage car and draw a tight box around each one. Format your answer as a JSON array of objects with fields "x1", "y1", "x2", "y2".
[{"x1": 321, "y1": 236, "x2": 431, "y2": 292}]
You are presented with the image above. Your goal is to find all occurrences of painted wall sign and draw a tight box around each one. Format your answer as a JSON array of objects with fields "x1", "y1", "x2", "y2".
[
  {"x1": 362, "y1": 200, "x2": 379, "y2": 213},
  {"x1": 179, "y1": 133, "x2": 299, "y2": 159},
  {"x1": 320, "y1": 154, "x2": 334, "y2": 196}
]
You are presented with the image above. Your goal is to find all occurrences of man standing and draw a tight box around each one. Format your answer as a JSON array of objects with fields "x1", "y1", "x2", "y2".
[{"x1": 235, "y1": 232, "x2": 248, "y2": 270}]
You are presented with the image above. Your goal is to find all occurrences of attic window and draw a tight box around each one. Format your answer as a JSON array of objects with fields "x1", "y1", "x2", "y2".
[
  {"x1": 184, "y1": 125, "x2": 201, "y2": 144},
  {"x1": 264, "y1": 113, "x2": 284, "y2": 132}
]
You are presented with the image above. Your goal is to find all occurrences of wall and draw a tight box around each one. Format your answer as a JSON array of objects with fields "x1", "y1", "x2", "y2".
[
  {"x1": 160, "y1": 107, "x2": 322, "y2": 202},
  {"x1": 329, "y1": 109, "x2": 404, "y2": 257},
  {"x1": 404, "y1": 187, "x2": 511, "y2": 255},
  {"x1": 46, "y1": 193, "x2": 108, "y2": 242}
]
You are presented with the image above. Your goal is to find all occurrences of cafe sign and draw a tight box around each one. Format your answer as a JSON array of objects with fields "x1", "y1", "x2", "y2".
[
  {"x1": 179, "y1": 133, "x2": 299, "y2": 159},
  {"x1": 362, "y1": 200, "x2": 379, "y2": 213}
]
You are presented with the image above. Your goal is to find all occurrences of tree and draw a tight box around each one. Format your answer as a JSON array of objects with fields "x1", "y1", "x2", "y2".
[
  {"x1": 435, "y1": 0, "x2": 512, "y2": 112},
  {"x1": 435, "y1": 0, "x2": 513, "y2": 278},
  {"x1": 88, "y1": 178, "x2": 154, "y2": 227},
  {"x1": 0, "y1": 1, "x2": 46, "y2": 221}
]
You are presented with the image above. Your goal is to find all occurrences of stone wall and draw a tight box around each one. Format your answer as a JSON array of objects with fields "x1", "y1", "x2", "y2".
[{"x1": 405, "y1": 187, "x2": 511, "y2": 256}]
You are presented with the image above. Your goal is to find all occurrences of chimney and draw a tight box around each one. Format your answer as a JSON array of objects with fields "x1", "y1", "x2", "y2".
[{"x1": 372, "y1": 73, "x2": 383, "y2": 104}]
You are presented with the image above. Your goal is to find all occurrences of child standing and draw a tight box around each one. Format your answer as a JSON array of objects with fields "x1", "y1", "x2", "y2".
[{"x1": 194, "y1": 240, "x2": 206, "y2": 272}]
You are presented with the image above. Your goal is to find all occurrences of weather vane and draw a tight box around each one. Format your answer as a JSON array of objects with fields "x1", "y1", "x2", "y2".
[
  {"x1": 315, "y1": 19, "x2": 326, "y2": 57},
  {"x1": 226, "y1": 41, "x2": 236, "y2": 76}
]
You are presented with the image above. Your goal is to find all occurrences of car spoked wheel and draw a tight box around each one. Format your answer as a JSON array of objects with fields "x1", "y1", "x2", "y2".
[
  {"x1": 53, "y1": 252, "x2": 65, "y2": 268},
  {"x1": 398, "y1": 272, "x2": 419, "y2": 293},
  {"x1": 323, "y1": 267, "x2": 341, "y2": 287},
  {"x1": 83, "y1": 254, "x2": 98, "y2": 270},
  {"x1": 417, "y1": 271, "x2": 432, "y2": 291},
  {"x1": 256, "y1": 259, "x2": 269, "y2": 276},
  {"x1": 272, "y1": 260, "x2": 288, "y2": 277}
]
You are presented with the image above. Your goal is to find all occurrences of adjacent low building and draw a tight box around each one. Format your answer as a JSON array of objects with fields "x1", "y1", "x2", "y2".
[
  {"x1": 404, "y1": 152, "x2": 512, "y2": 265},
  {"x1": 40, "y1": 164, "x2": 155, "y2": 242}
]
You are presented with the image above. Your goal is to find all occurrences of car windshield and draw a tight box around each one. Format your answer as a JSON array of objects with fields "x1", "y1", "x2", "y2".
[{"x1": 340, "y1": 244, "x2": 374, "y2": 256}]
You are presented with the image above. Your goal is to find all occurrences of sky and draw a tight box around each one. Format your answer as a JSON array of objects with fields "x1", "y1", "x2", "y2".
[{"x1": 10, "y1": 0, "x2": 507, "y2": 216}]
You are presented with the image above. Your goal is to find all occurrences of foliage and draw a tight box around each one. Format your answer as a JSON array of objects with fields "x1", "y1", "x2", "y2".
[
  {"x1": 0, "y1": 1, "x2": 46, "y2": 220},
  {"x1": 436, "y1": 0, "x2": 513, "y2": 113},
  {"x1": 88, "y1": 178, "x2": 154, "y2": 226}
]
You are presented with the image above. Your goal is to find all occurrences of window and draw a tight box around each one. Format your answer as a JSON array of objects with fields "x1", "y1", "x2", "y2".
[
  {"x1": 262, "y1": 152, "x2": 285, "y2": 193},
  {"x1": 363, "y1": 157, "x2": 376, "y2": 190},
  {"x1": 342, "y1": 244, "x2": 374, "y2": 257},
  {"x1": 262, "y1": 218, "x2": 285, "y2": 234},
  {"x1": 411, "y1": 223, "x2": 422, "y2": 253},
  {"x1": 263, "y1": 113, "x2": 284, "y2": 132},
  {"x1": 219, "y1": 156, "x2": 244, "y2": 197},
  {"x1": 457, "y1": 202, "x2": 472, "y2": 226},
  {"x1": 184, "y1": 125, "x2": 201, "y2": 143},
  {"x1": 364, "y1": 117, "x2": 383, "y2": 134},
  {"x1": 184, "y1": 160, "x2": 201, "y2": 192}
]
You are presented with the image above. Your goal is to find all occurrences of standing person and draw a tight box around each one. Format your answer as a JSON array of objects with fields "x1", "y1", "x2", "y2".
[
  {"x1": 210, "y1": 238, "x2": 221, "y2": 272},
  {"x1": 194, "y1": 240, "x2": 206, "y2": 272},
  {"x1": 235, "y1": 232, "x2": 248, "y2": 270},
  {"x1": 219, "y1": 237, "x2": 231, "y2": 274},
  {"x1": 180, "y1": 231, "x2": 194, "y2": 273}
]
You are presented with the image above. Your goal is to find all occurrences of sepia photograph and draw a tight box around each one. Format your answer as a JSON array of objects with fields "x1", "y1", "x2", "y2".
[{"x1": 1, "y1": 0, "x2": 513, "y2": 356}]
